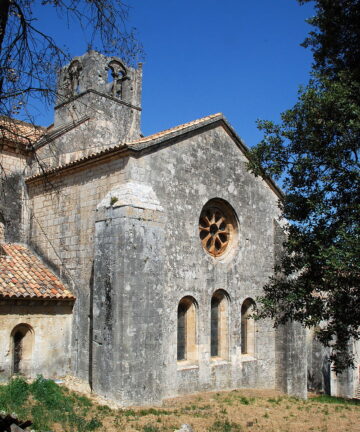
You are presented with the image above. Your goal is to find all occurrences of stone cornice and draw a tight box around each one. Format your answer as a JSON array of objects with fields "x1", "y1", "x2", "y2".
[{"x1": 55, "y1": 89, "x2": 142, "y2": 112}]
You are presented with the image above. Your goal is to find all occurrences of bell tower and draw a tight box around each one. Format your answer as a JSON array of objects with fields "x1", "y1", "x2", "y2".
[{"x1": 46, "y1": 51, "x2": 142, "y2": 164}]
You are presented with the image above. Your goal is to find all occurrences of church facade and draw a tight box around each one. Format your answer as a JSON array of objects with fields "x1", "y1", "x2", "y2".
[{"x1": 0, "y1": 51, "x2": 357, "y2": 405}]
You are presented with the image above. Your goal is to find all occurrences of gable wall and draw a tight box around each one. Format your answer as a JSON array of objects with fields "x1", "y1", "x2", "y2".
[
  {"x1": 125, "y1": 125, "x2": 281, "y2": 398},
  {"x1": 27, "y1": 124, "x2": 282, "y2": 400}
]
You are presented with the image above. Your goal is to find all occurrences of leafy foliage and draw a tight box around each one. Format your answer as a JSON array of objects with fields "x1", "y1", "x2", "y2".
[
  {"x1": 248, "y1": 0, "x2": 360, "y2": 372},
  {"x1": 299, "y1": 0, "x2": 360, "y2": 82}
]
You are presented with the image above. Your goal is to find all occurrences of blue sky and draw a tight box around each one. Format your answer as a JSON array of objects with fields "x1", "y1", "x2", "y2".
[{"x1": 32, "y1": 0, "x2": 314, "y2": 148}]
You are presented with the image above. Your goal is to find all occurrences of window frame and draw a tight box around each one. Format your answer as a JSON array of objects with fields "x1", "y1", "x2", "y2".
[
  {"x1": 210, "y1": 290, "x2": 230, "y2": 361},
  {"x1": 177, "y1": 296, "x2": 198, "y2": 364},
  {"x1": 241, "y1": 298, "x2": 256, "y2": 358}
]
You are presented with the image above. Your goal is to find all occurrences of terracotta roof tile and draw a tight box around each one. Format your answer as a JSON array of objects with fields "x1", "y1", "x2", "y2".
[
  {"x1": 26, "y1": 113, "x2": 224, "y2": 182},
  {"x1": 0, "y1": 244, "x2": 75, "y2": 300},
  {"x1": 0, "y1": 117, "x2": 46, "y2": 147},
  {"x1": 128, "y1": 113, "x2": 223, "y2": 146}
]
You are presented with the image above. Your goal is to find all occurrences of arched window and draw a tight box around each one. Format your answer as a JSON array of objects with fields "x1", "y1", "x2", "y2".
[
  {"x1": 68, "y1": 60, "x2": 82, "y2": 95},
  {"x1": 11, "y1": 324, "x2": 34, "y2": 375},
  {"x1": 241, "y1": 298, "x2": 256, "y2": 356},
  {"x1": 177, "y1": 296, "x2": 197, "y2": 362},
  {"x1": 107, "y1": 60, "x2": 126, "y2": 99},
  {"x1": 210, "y1": 290, "x2": 229, "y2": 359}
]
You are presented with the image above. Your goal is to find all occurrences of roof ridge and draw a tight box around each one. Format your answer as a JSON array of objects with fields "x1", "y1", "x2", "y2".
[
  {"x1": 26, "y1": 113, "x2": 223, "y2": 182},
  {"x1": 0, "y1": 116, "x2": 46, "y2": 146},
  {"x1": 0, "y1": 116, "x2": 46, "y2": 130},
  {"x1": 128, "y1": 112, "x2": 223, "y2": 145}
]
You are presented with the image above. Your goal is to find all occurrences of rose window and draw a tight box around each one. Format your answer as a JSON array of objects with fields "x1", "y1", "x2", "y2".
[{"x1": 199, "y1": 200, "x2": 237, "y2": 257}]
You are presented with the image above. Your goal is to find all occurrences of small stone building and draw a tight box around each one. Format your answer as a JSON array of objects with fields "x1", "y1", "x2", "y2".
[
  {"x1": 0, "y1": 243, "x2": 74, "y2": 378},
  {"x1": 0, "y1": 51, "x2": 357, "y2": 405}
]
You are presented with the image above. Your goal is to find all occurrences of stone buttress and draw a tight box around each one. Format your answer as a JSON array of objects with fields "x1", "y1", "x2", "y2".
[{"x1": 92, "y1": 181, "x2": 166, "y2": 405}]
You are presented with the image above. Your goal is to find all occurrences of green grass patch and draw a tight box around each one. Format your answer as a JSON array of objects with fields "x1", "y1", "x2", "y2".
[
  {"x1": 236, "y1": 396, "x2": 254, "y2": 405},
  {"x1": 138, "y1": 407, "x2": 174, "y2": 416},
  {"x1": 142, "y1": 425, "x2": 161, "y2": 432},
  {"x1": 267, "y1": 396, "x2": 283, "y2": 405},
  {"x1": 310, "y1": 395, "x2": 360, "y2": 406},
  {"x1": 0, "y1": 376, "x2": 30, "y2": 418},
  {"x1": 209, "y1": 419, "x2": 243, "y2": 431},
  {"x1": 0, "y1": 376, "x2": 102, "y2": 432}
]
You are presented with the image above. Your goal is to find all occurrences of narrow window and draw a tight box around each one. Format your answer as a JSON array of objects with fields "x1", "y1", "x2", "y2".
[
  {"x1": 177, "y1": 297, "x2": 197, "y2": 362},
  {"x1": 13, "y1": 331, "x2": 24, "y2": 374},
  {"x1": 241, "y1": 299, "x2": 255, "y2": 356},
  {"x1": 11, "y1": 324, "x2": 33, "y2": 375},
  {"x1": 210, "y1": 290, "x2": 229, "y2": 359},
  {"x1": 211, "y1": 296, "x2": 219, "y2": 356},
  {"x1": 177, "y1": 302, "x2": 187, "y2": 361}
]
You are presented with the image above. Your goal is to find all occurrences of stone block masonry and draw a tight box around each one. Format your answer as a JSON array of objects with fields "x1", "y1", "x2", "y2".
[{"x1": 0, "y1": 50, "x2": 330, "y2": 406}]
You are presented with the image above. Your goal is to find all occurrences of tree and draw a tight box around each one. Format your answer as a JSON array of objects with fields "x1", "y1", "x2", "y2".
[
  {"x1": 248, "y1": 0, "x2": 360, "y2": 373},
  {"x1": 0, "y1": 0, "x2": 142, "y2": 142},
  {"x1": 299, "y1": 0, "x2": 360, "y2": 83}
]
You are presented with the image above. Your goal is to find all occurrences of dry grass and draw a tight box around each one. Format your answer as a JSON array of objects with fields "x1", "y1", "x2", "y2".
[
  {"x1": 2, "y1": 378, "x2": 360, "y2": 431},
  {"x1": 97, "y1": 388, "x2": 360, "y2": 432}
]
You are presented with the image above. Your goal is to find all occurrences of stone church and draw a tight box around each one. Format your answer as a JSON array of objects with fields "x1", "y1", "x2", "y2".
[{"x1": 0, "y1": 51, "x2": 358, "y2": 406}]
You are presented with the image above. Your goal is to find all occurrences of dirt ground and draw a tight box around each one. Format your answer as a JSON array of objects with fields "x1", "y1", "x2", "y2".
[{"x1": 85, "y1": 388, "x2": 360, "y2": 432}]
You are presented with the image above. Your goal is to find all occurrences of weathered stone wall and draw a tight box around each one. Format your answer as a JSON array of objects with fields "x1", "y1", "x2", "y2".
[
  {"x1": 273, "y1": 219, "x2": 308, "y2": 398},
  {"x1": 92, "y1": 195, "x2": 166, "y2": 405},
  {"x1": 27, "y1": 156, "x2": 130, "y2": 382},
  {"x1": 307, "y1": 328, "x2": 331, "y2": 394},
  {"x1": 322, "y1": 339, "x2": 360, "y2": 399},
  {"x1": 275, "y1": 322, "x2": 307, "y2": 398},
  {"x1": 0, "y1": 173, "x2": 26, "y2": 243},
  {"x1": 0, "y1": 301, "x2": 73, "y2": 382},
  {"x1": 124, "y1": 125, "x2": 280, "y2": 401},
  {"x1": 0, "y1": 149, "x2": 27, "y2": 175},
  {"x1": 35, "y1": 96, "x2": 141, "y2": 170},
  {"x1": 331, "y1": 363, "x2": 355, "y2": 398},
  {"x1": 0, "y1": 148, "x2": 29, "y2": 243}
]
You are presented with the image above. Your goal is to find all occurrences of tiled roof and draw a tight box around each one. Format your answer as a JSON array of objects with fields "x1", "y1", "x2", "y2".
[
  {"x1": 0, "y1": 117, "x2": 46, "y2": 147},
  {"x1": 0, "y1": 243, "x2": 75, "y2": 300},
  {"x1": 26, "y1": 113, "x2": 224, "y2": 182},
  {"x1": 129, "y1": 113, "x2": 223, "y2": 146}
]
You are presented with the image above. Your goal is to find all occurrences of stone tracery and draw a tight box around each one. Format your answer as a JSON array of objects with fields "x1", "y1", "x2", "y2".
[{"x1": 199, "y1": 200, "x2": 236, "y2": 257}]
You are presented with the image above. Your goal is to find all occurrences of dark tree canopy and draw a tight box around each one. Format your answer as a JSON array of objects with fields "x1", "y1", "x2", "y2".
[
  {"x1": 248, "y1": 0, "x2": 360, "y2": 373},
  {"x1": 299, "y1": 0, "x2": 360, "y2": 82},
  {"x1": 0, "y1": 0, "x2": 142, "y2": 140}
]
